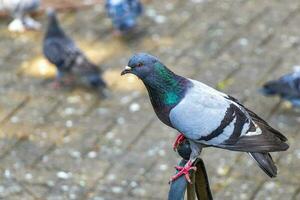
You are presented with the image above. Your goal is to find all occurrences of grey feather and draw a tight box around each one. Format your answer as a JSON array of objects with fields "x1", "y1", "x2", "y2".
[
  {"x1": 218, "y1": 133, "x2": 289, "y2": 152},
  {"x1": 170, "y1": 79, "x2": 288, "y2": 153},
  {"x1": 170, "y1": 80, "x2": 251, "y2": 145},
  {"x1": 169, "y1": 79, "x2": 288, "y2": 178}
]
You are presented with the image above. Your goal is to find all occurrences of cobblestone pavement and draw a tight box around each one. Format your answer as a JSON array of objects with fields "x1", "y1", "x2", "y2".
[{"x1": 0, "y1": 0, "x2": 299, "y2": 199}]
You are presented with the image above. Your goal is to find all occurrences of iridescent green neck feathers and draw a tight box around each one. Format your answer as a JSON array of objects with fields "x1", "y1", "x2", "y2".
[{"x1": 143, "y1": 62, "x2": 190, "y2": 106}]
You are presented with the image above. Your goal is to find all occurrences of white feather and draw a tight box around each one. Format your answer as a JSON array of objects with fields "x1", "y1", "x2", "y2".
[{"x1": 244, "y1": 124, "x2": 262, "y2": 136}]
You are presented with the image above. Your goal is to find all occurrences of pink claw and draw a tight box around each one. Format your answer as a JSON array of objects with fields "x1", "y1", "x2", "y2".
[
  {"x1": 170, "y1": 160, "x2": 197, "y2": 183},
  {"x1": 173, "y1": 133, "x2": 186, "y2": 151},
  {"x1": 63, "y1": 76, "x2": 75, "y2": 86},
  {"x1": 49, "y1": 80, "x2": 62, "y2": 89},
  {"x1": 113, "y1": 29, "x2": 122, "y2": 37}
]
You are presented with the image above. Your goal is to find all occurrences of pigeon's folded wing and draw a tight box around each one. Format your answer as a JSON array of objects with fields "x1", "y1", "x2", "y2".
[
  {"x1": 169, "y1": 79, "x2": 289, "y2": 153},
  {"x1": 44, "y1": 41, "x2": 65, "y2": 65},
  {"x1": 71, "y1": 57, "x2": 101, "y2": 76},
  {"x1": 218, "y1": 96, "x2": 289, "y2": 152},
  {"x1": 43, "y1": 39, "x2": 79, "y2": 70},
  {"x1": 219, "y1": 128, "x2": 289, "y2": 153},
  {"x1": 169, "y1": 80, "x2": 246, "y2": 145}
]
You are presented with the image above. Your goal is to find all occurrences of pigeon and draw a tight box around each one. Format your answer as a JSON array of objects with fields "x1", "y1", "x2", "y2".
[
  {"x1": 121, "y1": 53, "x2": 289, "y2": 183},
  {"x1": 105, "y1": 0, "x2": 143, "y2": 34},
  {"x1": 261, "y1": 66, "x2": 300, "y2": 107},
  {"x1": 43, "y1": 9, "x2": 107, "y2": 96},
  {"x1": 0, "y1": 0, "x2": 41, "y2": 32}
]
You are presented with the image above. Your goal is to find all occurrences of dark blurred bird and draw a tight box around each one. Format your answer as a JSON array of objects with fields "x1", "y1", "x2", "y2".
[
  {"x1": 0, "y1": 0, "x2": 41, "y2": 32},
  {"x1": 121, "y1": 53, "x2": 289, "y2": 183},
  {"x1": 105, "y1": 0, "x2": 143, "y2": 35},
  {"x1": 261, "y1": 67, "x2": 300, "y2": 107},
  {"x1": 43, "y1": 9, "x2": 107, "y2": 96}
]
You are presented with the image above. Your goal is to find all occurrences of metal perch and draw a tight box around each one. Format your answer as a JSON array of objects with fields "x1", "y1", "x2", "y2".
[{"x1": 168, "y1": 140, "x2": 213, "y2": 200}]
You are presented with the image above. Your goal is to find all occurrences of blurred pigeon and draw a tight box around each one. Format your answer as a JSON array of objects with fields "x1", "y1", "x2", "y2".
[
  {"x1": 261, "y1": 66, "x2": 300, "y2": 107},
  {"x1": 121, "y1": 53, "x2": 289, "y2": 183},
  {"x1": 0, "y1": 0, "x2": 41, "y2": 32},
  {"x1": 43, "y1": 9, "x2": 107, "y2": 96},
  {"x1": 105, "y1": 0, "x2": 143, "y2": 34}
]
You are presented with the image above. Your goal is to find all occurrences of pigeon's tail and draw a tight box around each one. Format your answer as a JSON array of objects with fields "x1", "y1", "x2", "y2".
[
  {"x1": 248, "y1": 152, "x2": 277, "y2": 178},
  {"x1": 87, "y1": 73, "x2": 107, "y2": 97},
  {"x1": 88, "y1": 74, "x2": 106, "y2": 88},
  {"x1": 260, "y1": 80, "x2": 280, "y2": 96},
  {"x1": 118, "y1": 18, "x2": 137, "y2": 32}
]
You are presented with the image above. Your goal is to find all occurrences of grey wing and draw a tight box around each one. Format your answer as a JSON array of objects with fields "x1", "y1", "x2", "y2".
[
  {"x1": 170, "y1": 79, "x2": 289, "y2": 153},
  {"x1": 43, "y1": 38, "x2": 80, "y2": 71},
  {"x1": 218, "y1": 96, "x2": 289, "y2": 153},
  {"x1": 170, "y1": 99, "x2": 251, "y2": 146},
  {"x1": 66, "y1": 45, "x2": 100, "y2": 76},
  {"x1": 169, "y1": 81, "x2": 241, "y2": 145},
  {"x1": 71, "y1": 56, "x2": 100, "y2": 77},
  {"x1": 68, "y1": 52, "x2": 104, "y2": 89}
]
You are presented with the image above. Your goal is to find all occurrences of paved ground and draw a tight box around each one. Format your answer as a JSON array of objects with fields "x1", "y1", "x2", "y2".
[{"x1": 0, "y1": 0, "x2": 299, "y2": 199}]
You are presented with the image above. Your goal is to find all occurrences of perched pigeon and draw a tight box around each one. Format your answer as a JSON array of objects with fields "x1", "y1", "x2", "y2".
[
  {"x1": 43, "y1": 9, "x2": 107, "y2": 96},
  {"x1": 261, "y1": 67, "x2": 300, "y2": 107},
  {"x1": 0, "y1": 0, "x2": 41, "y2": 32},
  {"x1": 121, "y1": 53, "x2": 289, "y2": 183},
  {"x1": 105, "y1": 0, "x2": 143, "y2": 34}
]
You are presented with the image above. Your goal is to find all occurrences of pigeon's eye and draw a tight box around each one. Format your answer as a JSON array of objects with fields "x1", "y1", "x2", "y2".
[{"x1": 137, "y1": 63, "x2": 143, "y2": 67}]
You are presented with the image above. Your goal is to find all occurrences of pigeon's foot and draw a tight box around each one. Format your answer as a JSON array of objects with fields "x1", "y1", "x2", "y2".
[
  {"x1": 23, "y1": 16, "x2": 41, "y2": 30},
  {"x1": 49, "y1": 80, "x2": 63, "y2": 89},
  {"x1": 170, "y1": 160, "x2": 197, "y2": 184},
  {"x1": 8, "y1": 19, "x2": 25, "y2": 32},
  {"x1": 62, "y1": 76, "x2": 75, "y2": 86},
  {"x1": 173, "y1": 133, "x2": 186, "y2": 151},
  {"x1": 48, "y1": 75, "x2": 74, "y2": 89},
  {"x1": 113, "y1": 29, "x2": 122, "y2": 37},
  {"x1": 98, "y1": 87, "x2": 109, "y2": 99}
]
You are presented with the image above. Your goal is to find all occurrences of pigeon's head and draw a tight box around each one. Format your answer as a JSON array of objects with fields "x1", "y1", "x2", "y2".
[
  {"x1": 121, "y1": 53, "x2": 161, "y2": 80},
  {"x1": 45, "y1": 7, "x2": 64, "y2": 36},
  {"x1": 46, "y1": 7, "x2": 56, "y2": 18}
]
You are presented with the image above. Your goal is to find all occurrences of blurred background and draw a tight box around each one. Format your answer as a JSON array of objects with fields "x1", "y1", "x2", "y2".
[{"x1": 0, "y1": 0, "x2": 299, "y2": 199}]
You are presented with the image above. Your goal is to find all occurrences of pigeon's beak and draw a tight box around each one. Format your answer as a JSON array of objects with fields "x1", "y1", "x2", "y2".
[{"x1": 121, "y1": 66, "x2": 132, "y2": 76}]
